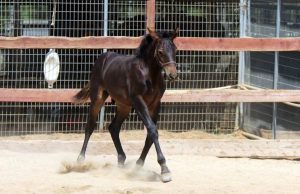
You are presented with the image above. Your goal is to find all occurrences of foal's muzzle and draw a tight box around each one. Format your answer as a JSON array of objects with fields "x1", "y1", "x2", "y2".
[
  {"x1": 168, "y1": 73, "x2": 179, "y2": 81},
  {"x1": 162, "y1": 62, "x2": 178, "y2": 81}
]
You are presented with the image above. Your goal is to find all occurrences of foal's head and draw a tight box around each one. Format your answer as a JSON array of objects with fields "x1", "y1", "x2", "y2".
[{"x1": 144, "y1": 28, "x2": 179, "y2": 80}]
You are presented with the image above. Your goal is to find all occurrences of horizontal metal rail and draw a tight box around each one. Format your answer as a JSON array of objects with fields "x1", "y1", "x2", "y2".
[{"x1": 0, "y1": 36, "x2": 300, "y2": 51}]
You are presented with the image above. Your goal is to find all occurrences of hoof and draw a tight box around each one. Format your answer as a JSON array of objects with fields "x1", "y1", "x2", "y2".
[
  {"x1": 134, "y1": 164, "x2": 143, "y2": 171},
  {"x1": 117, "y1": 155, "x2": 126, "y2": 168},
  {"x1": 161, "y1": 172, "x2": 172, "y2": 183},
  {"x1": 118, "y1": 162, "x2": 125, "y2": 168},
  {"x1": 77, "y1": 155, "x2": 85, "y2": 163},
  {"x1": 136, "y1": 158, "x2": 144, "y2": 167}
]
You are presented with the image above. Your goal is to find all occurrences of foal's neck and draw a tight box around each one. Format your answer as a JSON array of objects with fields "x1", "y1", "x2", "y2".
[
  {"x1": 145, "y1": 47, "x2": 161, "y2": 77},
  {"x1": 136, "y1": 40, "x2": 162, "y2": 79}
]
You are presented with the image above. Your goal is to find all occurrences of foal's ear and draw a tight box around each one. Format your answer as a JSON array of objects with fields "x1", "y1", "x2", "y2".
[
  {"x1": 147, "y1": 27, "x2": 159, "y2": 41},
  {"x1": 171, "y1": 27, "x2": 179, "y2": 40}
]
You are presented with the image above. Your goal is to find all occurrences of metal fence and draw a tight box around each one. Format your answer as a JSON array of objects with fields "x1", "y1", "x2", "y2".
[
  {"x1": 0, "y1": 0, "x2": 240, "y2": 136},
  {"x1": 243, "y1": 0, "x2": 300, "y2": 139}
]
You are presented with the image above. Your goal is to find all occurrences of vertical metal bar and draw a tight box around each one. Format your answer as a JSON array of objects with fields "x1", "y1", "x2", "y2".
[
  {"x1": 239, "y1": 0, "x2": 247, "y2": 84},
  {"x1": 247, "y1": 0, "x2": 251, "y2": 36},
  {"x1": 237, "y1": 0, "x2": 247, "y2": 130},
  {"x1": 103, "y1": 0, "x2": 109, "y2": 37},
  {"x1": 272, "y1": 0, "x2": 281, "y2": 139},
  {"x1": 99, "y1": 0, "x2": 108, "y2": 131}
]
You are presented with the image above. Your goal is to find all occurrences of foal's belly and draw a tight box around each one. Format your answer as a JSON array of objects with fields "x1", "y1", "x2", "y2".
[
  {"x1": 107, "y1": 90, "x2": 131, "y2": 107},
  {"x1": 105, "y1": 85, "x2": 161, "y2": 108}
]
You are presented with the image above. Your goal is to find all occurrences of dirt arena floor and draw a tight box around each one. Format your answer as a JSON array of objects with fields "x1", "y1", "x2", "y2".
[{"x1": 0, "y1": 130, "x2": 300, "y2": 194}]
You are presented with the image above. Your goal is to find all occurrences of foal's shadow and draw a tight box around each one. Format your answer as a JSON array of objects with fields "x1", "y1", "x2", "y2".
[{"x1": 123, "y1": 161, "x2": 161, "y2": 182}]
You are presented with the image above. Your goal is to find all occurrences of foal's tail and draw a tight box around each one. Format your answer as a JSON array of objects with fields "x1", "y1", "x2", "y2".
[{"x1": 73, "y1": 82, "x2": 91, "y2": 104}]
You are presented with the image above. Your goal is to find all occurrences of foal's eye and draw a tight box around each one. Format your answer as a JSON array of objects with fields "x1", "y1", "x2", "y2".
[{"x1": 158, "y1": 49, "x2": 164, "y2": 53}]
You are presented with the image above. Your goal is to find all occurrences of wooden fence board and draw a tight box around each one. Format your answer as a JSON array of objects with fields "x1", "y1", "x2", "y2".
[
  {"x1": 1, "y1": 36, "x2": 300, "y2": 51},
  {"x1": 1, "y1": 88, "x2": 300, "y2": 103}
]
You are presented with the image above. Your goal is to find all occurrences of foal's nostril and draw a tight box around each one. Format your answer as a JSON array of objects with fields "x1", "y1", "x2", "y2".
[{"x1": 169, "y1": 73, "x2": 178, "y2": 81}]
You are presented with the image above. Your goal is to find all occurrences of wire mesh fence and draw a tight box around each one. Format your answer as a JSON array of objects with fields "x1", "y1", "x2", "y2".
[
  {"x1": 108, "y1": 0, "x2": 146, "y2": 36},
  {"x1": 0, "y1": 49, "x2": 101, "y2": 89},
  {"x1": 103, "y1": 102, "x2": 237, "y2": 133},
  {"x1": 0, "y1": 0, "x2": 240, "y2": 136},
  {"x1": 156, "y1": 0, "x2": 239, "y2": 38},
  {"x1": 0, "y1": 102, "x2": 90, "y2": 136}
]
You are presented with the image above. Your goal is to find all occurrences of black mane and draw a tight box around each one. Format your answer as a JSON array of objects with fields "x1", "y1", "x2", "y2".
[
  {"x1": 136, "y1": 31, "x2": 175, "y2": 58},
  {"x1": 136, "y1": 34, "x2": 154, "y2": 58}
]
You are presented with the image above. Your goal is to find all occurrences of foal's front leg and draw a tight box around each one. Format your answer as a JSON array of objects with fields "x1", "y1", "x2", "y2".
[
  {"x1": 136, "y1": 101, "x2": 161, "y2": 167},
  {"x1": 131, "y1": 95, "x2": 171, "y2": 183}
]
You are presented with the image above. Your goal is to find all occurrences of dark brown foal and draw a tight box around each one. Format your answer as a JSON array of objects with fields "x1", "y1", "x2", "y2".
[{"x1": 74, "y1": 28, "x2": 179, "y2": 182}]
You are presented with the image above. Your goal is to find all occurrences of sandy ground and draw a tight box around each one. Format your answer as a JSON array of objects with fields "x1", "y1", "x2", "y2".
[
  {"x1": 0, "y1": 130, "x2": 245, "y2": 141},
  {"x1": 0, "y1": 131, "x2": 300, "y2": 194}
]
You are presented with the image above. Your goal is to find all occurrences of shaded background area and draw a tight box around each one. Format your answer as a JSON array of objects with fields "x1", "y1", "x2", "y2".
[{"x1": 243, "y1": 0, "x2": 300, "y2": 138}]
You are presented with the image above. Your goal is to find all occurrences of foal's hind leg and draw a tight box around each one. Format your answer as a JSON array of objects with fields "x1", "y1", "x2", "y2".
[
  {"x1": 108, "y1": 104, "x2": 131, "y2": 167},
  {"x1": 77, "y1": 89, "x2": 108, "y2": 162}
]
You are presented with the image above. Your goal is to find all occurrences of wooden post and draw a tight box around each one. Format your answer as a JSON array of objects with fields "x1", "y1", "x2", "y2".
[{"x1": 146, "y1": 0, "x2": 156, "y2": 30}]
